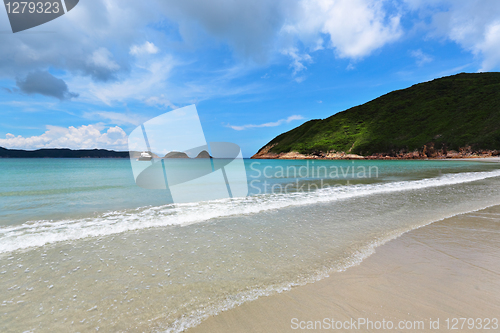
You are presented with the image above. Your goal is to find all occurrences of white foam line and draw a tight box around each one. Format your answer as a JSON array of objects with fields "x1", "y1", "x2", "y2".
[{"x1": 1, "y1": 170, "x2": 500, "y2": 254}]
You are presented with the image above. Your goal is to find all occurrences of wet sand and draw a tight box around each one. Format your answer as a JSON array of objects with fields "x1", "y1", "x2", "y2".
[{"x1": 188, "y1": 206, "x2": 500, "y2": 332}]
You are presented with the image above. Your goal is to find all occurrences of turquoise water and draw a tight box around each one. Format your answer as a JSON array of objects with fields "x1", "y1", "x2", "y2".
[
  {"x1": 1, "y1": 158, "x2": 500, "y2": 332},
  {"x1": 1, "y1": 158, "x2": 497, "y2": 226}
]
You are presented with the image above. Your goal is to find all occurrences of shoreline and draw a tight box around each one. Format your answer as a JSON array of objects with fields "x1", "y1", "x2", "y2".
[
  {"x1": 249, "y1": 156, "x2": 500, "y2": 162},
  {"x1": 251, "y1": 154, "x2": 500, "y2": 161},
  {"x1": 187, "y1": 205, "x2": 500, "y2": 333}
]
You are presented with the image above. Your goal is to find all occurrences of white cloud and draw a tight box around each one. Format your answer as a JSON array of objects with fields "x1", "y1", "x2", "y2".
[
  {"x1": 417, "y1": 0, "x2": 500, "y2": 71},
  {"x1": 83, "y1": 47, "x2": 122, "y2": 81},
  {"x1": 0, "y1": 0, "x2": 163, "y2": 81},
  {"x1": 281, "y1": 47, "x2": 313, "y2": 75},
  {"x1": 286, "y1": 0, "x2": 403, "y2": 59},
  {"x1": 158, "y1": 0, "x2": 403, "y2": 63},
  {"x1": 88, "y1": 56, "x2": 176, "y2": 105},
  {"x1": 83, "y1": 111, "x2": 148, "y2": 126},
  {"x1": 166, "y1": 1, "x2": 393, "y2": 70},
  {"x1": 7, "y1": 0, "x2": 500, "y2": 109},
  {"x1": 130, "y1": 42, "x2": 160, "y2": 56},
  {"x1": 0, "y1": 125, "x2": 128, "y2": 150},
  {"x1": 145, "y1": 95, "x2": 177, "y2": 109},
  {"x1": 226, "y1": 115, "x2": 304, "y2": 130},
  {"x1": 156, "y1": 0, "x2": 291, "y2": 63},
  {"x1": 0, "y1": 0, "x2": 407, "y2": 107},
  {"x1": 476, "y1": 22, "x2": 500, "y2": 71},
  {"x1": 410, "y1": 49, "x2": 433, "y2": 66},
  {"x1": 88, "y1": 47, "x2": 120, "y2": 71}
]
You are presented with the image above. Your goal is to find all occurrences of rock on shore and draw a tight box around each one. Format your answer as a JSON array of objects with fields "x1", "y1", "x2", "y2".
[{"x1": 251, "y1": 144, "x2": 500, "y2": 160}]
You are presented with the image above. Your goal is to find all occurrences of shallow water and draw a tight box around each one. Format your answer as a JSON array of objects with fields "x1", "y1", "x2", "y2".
[{"x1": 1, "y1": 159, "x2": 500, "y2": 332}]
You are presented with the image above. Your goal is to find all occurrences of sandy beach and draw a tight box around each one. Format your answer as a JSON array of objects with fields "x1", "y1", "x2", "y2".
[{"x1": 189, "y1": 205, "x2": 500, "y2": 333}]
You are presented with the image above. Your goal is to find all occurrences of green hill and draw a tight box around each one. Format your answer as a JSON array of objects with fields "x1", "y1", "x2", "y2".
[{"x1": 253, "y1": 72, "x2": 500, "y2": 159}]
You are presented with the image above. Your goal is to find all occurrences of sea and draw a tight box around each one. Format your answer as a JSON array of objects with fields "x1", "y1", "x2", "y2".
[{"x1": 1, "y1": 158, "x2": 500, "y2": 332}]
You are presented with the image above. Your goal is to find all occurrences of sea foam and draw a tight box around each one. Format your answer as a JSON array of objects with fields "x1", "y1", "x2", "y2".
[{"x1": 1, "y1": 169, "x2": 500, "y2": 254}]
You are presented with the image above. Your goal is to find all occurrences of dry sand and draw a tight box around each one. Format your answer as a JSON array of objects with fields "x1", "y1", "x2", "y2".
[{"x1": 188, "y1": 206, "x2": 500, "y2": 332}]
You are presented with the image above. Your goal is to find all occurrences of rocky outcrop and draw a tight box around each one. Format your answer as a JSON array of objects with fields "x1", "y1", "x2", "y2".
[
  {"x1": 251, "y1": 144, "x2": 500, "y2": 160},
  {"x1": 195, "y1": 150, "x2": 212, "y2": 158},
  {"x1": 164, "y1": 151, "x2": 189, "y2": 158},
  {"x1": 252, "y1": 148, "x2": 364, "y2": 160},
  {"x1": 252, "y1": 143, "x2": 277, "y2": 158},
  {"x1": 364, "y1": 144, "x2": 500, "y2": 159}
]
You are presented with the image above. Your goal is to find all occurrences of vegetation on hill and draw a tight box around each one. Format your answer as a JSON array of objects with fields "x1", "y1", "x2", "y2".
[{"x1": 255, "y1": 72, "x2": 500, "y2": 157}]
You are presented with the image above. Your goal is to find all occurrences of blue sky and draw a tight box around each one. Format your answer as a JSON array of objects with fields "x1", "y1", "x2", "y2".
[{"x1": 1, "y1": 0, "x2": 499, "y2": 157}]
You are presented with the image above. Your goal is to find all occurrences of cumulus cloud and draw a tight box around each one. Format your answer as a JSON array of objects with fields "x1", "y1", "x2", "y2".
[
  {"x1": 0, "y1": 0, "x2": 152, "y2": 81},
  {"x1": 477, "y1": 23, "x2": 500, "y2": 71},
  {"x1": 159, "y1": 0, "x2": 404, "y2": 68},
  {"x1": 88, "y1": 56, "x2": 176, "y2": 105},
  {"x1": 157, "y1": 0, "x2": 291, "y2": 63},
  {"x1": 158, "y1": 0, "x2": 402, "y2": 63},
  {"x1": 226, "y1": 115, "x2": 304, "y2": 130},
  {"x1": 85, "y1": 48, "x2": 121, "y2": 81},
  {"x1": 3, "y1": 0, "x2": 500, "y2": 108},
  {"x1": 0, "y1": 0, "x2": 406, "y2": 85},
  {"x1": 416, "y1": 0, "x2": 500, "y2": 71},
  {"x1": 0, "y1": 125, "x2": 128, "y2": 150},
  {"x1": 286, "y1": 0, "x2": 403, "y2": 59},
  {"x1": 16, "y1": 70, "x2": 78, "y2": 100}
]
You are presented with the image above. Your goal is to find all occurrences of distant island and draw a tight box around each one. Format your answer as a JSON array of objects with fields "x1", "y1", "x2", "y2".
[
  {"x1": 164, "y1": 151, "x2": 190, "y2": 159},
  {"x1": 252, "y1": 72, "x2": 500, "y2": 160},
  {"x1": 0, "y1": 147, "x2": 130, "y2": 158},
  {"x1": 163, "y1": 150, "x2": 212, "y2": 158}
]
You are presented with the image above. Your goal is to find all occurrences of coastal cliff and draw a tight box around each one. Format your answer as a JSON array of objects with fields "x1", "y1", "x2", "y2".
[{"x1": 252, "y1": 72, "x2": 500, "y2": 160}]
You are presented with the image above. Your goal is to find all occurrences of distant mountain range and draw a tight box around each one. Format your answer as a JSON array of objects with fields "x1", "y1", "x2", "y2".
[
  {"x1": 253, "y1": 72, "x2": 500, "y2": 159},
  {"x1": 0, "y1": 147, "x2": 214, "y2": 159},
  {"x1": 0, "y1": 147, "x2": 130, "y2": 158}
]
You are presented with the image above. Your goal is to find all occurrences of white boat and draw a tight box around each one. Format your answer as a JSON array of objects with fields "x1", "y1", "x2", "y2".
[{"x1": 137, "y1": 151, "x2": 152, "y2": 161}]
